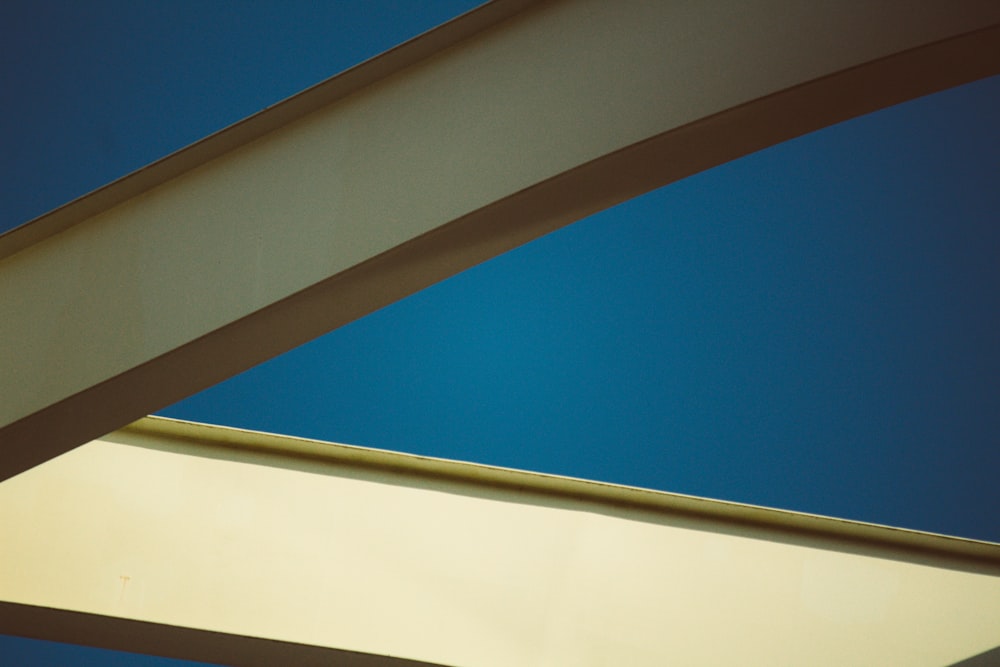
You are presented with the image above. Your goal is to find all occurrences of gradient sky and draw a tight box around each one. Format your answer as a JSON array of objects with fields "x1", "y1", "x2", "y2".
[{"x1": 2, "y1": 1, "x2": 999, "y2": 663}]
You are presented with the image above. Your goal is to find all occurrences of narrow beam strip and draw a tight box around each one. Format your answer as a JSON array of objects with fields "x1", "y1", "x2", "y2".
[{"x1": 0, "y1": 602, "x2": 447, "y2": 667}]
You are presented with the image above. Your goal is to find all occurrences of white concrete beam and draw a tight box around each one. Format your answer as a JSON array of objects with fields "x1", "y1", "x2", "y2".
[
  {"x1": 2, "y1": 0, "x2": 999, "y2": 479},
  {"x1": 1, "y1": 417, "x2": 999, "y2": 665}
]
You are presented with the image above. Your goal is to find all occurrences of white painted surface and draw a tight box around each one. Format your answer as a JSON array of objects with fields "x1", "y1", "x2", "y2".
[{"x1": 1, "y1": 422, "x2": 998, "y2": 665}]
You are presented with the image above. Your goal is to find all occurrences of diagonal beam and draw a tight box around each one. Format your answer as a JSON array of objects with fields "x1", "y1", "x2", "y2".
[
  {"x1": 0, "y1": 603, "x2": 448, "y2": 667},
  {"x1": 2, "y1": 0, "x2": 1000, "y2": 480},
  {"x1": 2, "y1": 417, "x2": 999, "y2": 665}
]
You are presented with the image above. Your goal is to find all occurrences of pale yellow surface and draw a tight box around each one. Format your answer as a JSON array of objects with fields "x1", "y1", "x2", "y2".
[
  {"x1": 3, "y1": 0, "x2": 999, "y2": 429},
  {"x1": 1, "y1": 428, "x2": 998, "y2": 666}
]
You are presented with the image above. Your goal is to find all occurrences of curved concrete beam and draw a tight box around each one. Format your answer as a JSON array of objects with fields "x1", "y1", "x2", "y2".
[{"x1": 2, "y1": 0, "x2": 999, "y2": 479}]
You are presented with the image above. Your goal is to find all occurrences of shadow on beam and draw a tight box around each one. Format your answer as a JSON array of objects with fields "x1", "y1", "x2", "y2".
[
  {"x1": 0, "y1": 602, "x2": 447, "y2": 667},
  {"x1": 2, "y1": 9, "x2": 999, "y2": 482},
  {"x1": 948, "y1": 646, "x2": 1000, "y2": 667}
]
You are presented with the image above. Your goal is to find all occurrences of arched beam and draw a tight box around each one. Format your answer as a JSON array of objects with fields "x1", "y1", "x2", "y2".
[{"x1": 2, "y1": 0, "x2": 999, "y2": 480}]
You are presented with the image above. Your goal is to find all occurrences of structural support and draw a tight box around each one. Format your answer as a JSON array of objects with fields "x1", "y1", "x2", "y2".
[
  {"x1": 1, "y1": 417, "x2": 999, "y2": 666},
  {"x1": 2, "y1": 0, "x2": 1000, "y2": 480}
]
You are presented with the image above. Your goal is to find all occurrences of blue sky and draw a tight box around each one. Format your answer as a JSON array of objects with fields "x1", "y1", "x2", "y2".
[{"x1": 2, "y1": 1, "x2": 999, "y2": 663}]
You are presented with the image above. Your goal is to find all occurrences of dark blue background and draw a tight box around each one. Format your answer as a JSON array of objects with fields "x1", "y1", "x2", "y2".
[{"x1": 2, "y1": 1, "x2": 998, "y2": 663}]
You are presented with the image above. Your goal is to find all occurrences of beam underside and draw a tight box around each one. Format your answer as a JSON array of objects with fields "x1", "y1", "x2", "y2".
[{"x1": 2, "y1": 1, "x2": 1000, "y2": 480}]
